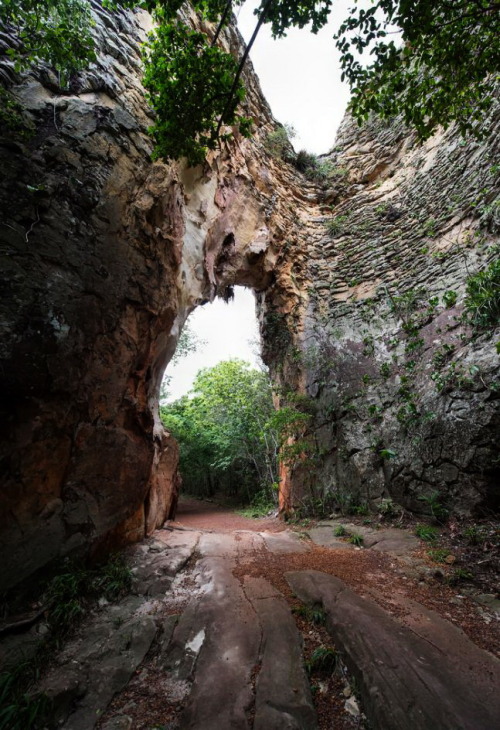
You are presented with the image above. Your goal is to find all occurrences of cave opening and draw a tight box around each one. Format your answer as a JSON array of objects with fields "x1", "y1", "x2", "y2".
[{"x1": 159, "y1": 287, "x2": 280, "y2": 513}]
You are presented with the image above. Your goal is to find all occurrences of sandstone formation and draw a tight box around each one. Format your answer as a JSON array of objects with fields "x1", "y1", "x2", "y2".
[
  {"x1": 0, "y1": 2, "x2": 499, "y2": 590},
  {"x1": 0, "y1": 2, "x2": 308, "y2": 590}
]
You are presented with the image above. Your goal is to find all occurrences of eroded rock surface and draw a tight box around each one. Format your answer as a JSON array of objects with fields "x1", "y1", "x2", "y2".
[
  {"x1": 286, "y1": 570, "x2": 500, "y2": 730},
  {"x1": 1, "y1": 1, "x2": 499, "y2": 591}
]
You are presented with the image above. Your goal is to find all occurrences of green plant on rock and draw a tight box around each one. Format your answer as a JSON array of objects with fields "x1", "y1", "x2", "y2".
[
  {"x1": 378, "y1": 498, "x2": 397, "y2": 517},
  {"x1": 264, "y1": 123, "x2": 296, "y2": 160},
  {"x1": 0, "y1": 660, "x2": 52, "y2": 730},
  {"x1": 380, "y1": 362, "x2": 391, "y2": 378},
  {"x1": 379, "y1": 448, "x2": 397, "y2": 460},
  {"x1": 464, "y1": 258, "x2": 500, "y2": 328},
  {"x1": 292, "y1": 604, "x2": 326, "y2": 626},
  {"x1": 0, "y1": 0, "x2": 96, "y2": 86},
  {"x1": 143, "y1": 17, "x2": 252, "y2": 166},
  {"x1": 348, "y1": 532, "x2": 363, "y2": 547},
  {"x1": 432, "y1": 344, "x2": 456, "y2": 370},
  {"x1": 326, "y1": 214, "x2": 349, "y2": 237},
  {"x1": 333, "y1": 524, "x2": 347, "y2": 537},
  {"x1": 442, "y1": 290, "x2": 458, "y2": 308},
  {"x1": 307, "y1": 646, "x2": 339, "y2": 675},
  {"x1": 415, "y1": 524, "x2": 439, "y2": 542}
]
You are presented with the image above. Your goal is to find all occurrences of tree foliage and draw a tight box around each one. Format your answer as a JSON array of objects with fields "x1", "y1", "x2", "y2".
[
  {"x1": 337, "y1": 0, "x2": 500, "y2": 139},
  {"x1": 160, "y1": 359, "x2": 280, "y2": 502},
  {"x1": 2, "y1": 1, "x2": 499, "y2": 159},
  {"x1": 0, "y1": 0, "x2": 95, "y2": 84}
]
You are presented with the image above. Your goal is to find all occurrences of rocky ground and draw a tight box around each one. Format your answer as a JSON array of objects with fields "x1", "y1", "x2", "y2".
[{"x1": 1, "y1": 498, "x2": 499, "y2": 729}]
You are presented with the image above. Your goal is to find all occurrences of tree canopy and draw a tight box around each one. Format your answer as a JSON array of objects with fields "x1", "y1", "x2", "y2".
[
  {"x1": 160, "y1": 359, "x2": 280, "y2": 504},
  {"x1": 1, "y1": 1, "x2": 499, "y2": 161}
]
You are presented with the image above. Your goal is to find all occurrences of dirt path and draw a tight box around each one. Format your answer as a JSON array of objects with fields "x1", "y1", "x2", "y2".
[{"x1": 17, "y1": 498, "x2": 500, "y2": 730}]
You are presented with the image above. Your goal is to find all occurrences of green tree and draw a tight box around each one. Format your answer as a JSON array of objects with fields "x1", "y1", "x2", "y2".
[
  {"x1": 0, "y1": 0, "x2": 96, "y2": 84},
  {"x1": 160, "y1": 359, "x2": 280, "y2": 502},
  {"x1": 2, "y1": 1, "x2": 498, "y2": 159},
  {"x1": 160, "y1": 322, "x2": 206, "y2": 402}
]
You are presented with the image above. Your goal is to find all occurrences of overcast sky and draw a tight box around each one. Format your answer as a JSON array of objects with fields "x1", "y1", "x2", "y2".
[{"x1": 166, "y1": 1, "x2": 353, "y2": 400}]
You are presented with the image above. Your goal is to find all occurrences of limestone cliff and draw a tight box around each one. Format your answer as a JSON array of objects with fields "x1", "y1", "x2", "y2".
[{"x1": 0, "y1": 2, "x2": 499, "y2": 591}]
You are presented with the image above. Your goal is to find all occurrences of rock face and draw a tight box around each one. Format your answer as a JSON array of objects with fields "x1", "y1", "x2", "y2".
[
  {"x1": 269, "y1": 109, "x2": 500, "y2": 517},
  {"x1": 0, "y1": 3, "x2": 307, "y2": 590},
  {"x1": 0, "y1": 3, "x2": 499, "y2": 590}
]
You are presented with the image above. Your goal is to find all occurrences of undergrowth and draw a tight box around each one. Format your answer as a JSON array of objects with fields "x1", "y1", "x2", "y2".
[{"x1": 0, "y1": 554, "x2": 132, "y2": 730}]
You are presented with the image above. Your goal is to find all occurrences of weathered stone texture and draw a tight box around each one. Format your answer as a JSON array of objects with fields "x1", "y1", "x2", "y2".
[
  {"x1": 0, "y1": 4, "x2": 307, "y2": 590},
  {"x1": 1, "y1": 2, "x2": 499, "y2": 590},
  {"x1": 279, "y1": 104, "x2": 500, "y2": 515}
]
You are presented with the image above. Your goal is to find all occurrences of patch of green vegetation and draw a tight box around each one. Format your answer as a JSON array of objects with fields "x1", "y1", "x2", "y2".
[
  {"x1": 0, "y1": 660, "x2": 52, "y2": 730},
  {"x1": 442, "y1": 290, "x2": 458, "y2": 308},
  {"x1": 307, "y1": 646, "x2": 339, "y2": 675},
  {"x1": 264, "y1": 123, "x2": 296, "y2": 160},
  {"x1": 462, "y1": 526, "x2": 486, "y2": 545},
  {"x1": 292, "y1": 604, "x2": 326, "y2": 626},
  {"x1": 379, "y1": 448, "x2": 397, "y2": 460},
  {"x1": 415, "y1": 524, "x2": 439, "y2": 542},
  {"x1": 432, "y1": 344, "x2": 456, "y2": 370},
  {"x1": 44, "y1": 555, "x2": 132, "y2": 638},
  {"x1": 427, "y1": 548, "x2": 450, "y2": 563},
  {"x1": 0, "y1": 554, "x2": 132, "y2": 730},
  {"x1": 418, "y1": 491, "x2": 448, "y2": 522},
  {"x1": 464, "y1": 258, "x2": 500, "y2": 328},
  {"x1": 348, "y1": 532, "x2": 363, "y2": 547},
  {"x1": 333, "y1": 525, "x2": 347, "y2": 537},
  {"x1": 380, "y1": 362, "x2": 391, "y2": 378},
  {"x1": 326, "y1": 214, "x2": 349, "y2": 237},
  {"x1": 447, "y1": 568, "x2": 473, "y2": 586}
]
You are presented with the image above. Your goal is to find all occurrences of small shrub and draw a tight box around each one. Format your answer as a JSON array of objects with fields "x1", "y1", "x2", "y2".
[
  {"x1": 418, "y1": 491, "x2": 448, "y2": 522},
  {"x1": 292, "y1": 604, "x2": 326, "y2": 625},
  {"x1": 464, "y1": 258, "x2": 500, "y2": 328},
  {"x1": 348, "y1": 532, "x2": 363, "y2": 547},
  {"x1": 307, "y1": 646, "x2": 339, "y2": 675},
  {"x1": 415, "y1": 524, "x2": 439, "y2": 542},
  {"x1": 333, "y1": 525, "x2": 347, "y2": 537},
  {"x1": 326, "y1": 214, "x2": 349, "y2": 237},
  {"x1": 379, "y1": 448, "x2": 397, "y2": 460},
  {"x1": 379, "y1": 498, "x2": 396, "y2": 516},
  {"x1": 380, "y1": 362, "x2": 391, "y2": 378},
  {"x1": 447, "y1": 568, "x2": 473, "y2": 585},
  {"x1": 442, "y1": 290, "x2": 458, "y2": 308},
  {"x1": 264, "y1": 123, "x2": 296, "y2": 159},
  {"x1": 463, "y1": 526, "x2": 486, "y2": 545}
]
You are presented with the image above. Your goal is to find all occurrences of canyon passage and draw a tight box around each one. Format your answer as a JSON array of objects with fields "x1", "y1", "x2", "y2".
[{"x1": 0, "y1": 2, "x2": 499, "y2": 728}]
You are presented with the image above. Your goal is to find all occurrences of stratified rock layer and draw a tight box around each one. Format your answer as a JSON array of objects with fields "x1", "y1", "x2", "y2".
[
  {"x1": 0, "y1": 3, "x2": 307, "y2": 590},
  {"x1": 272, "y1": 108, "x2": 500, "y2": 516}
]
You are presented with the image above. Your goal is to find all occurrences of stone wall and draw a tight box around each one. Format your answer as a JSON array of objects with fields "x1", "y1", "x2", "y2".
[
  {"x1": 0, "y1": 2, "x2": 306, "y2": 590},
  {"x1": 275, "y1": 105, "x2": 500, "y2": 516},
  {"x1": 1, "y1": 1, "x2": 499, "y2": 590}
]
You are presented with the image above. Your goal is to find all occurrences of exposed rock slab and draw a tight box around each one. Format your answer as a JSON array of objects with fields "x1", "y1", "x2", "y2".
[
  {"x1": 39, "y1": 597, "x2": 157, "y2": 730},
  {"x1": 285, "y1": 570, "x2": 500, "y2": 730},
  {"x1": 245, "y1": 577, "x2": 317, "y2": 730},
  {"x1": 308, "y1": 521, "x2": 420, "y2": 555}
]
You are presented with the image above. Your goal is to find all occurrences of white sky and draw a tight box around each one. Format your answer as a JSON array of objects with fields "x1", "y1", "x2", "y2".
[
  {"x1": 165, "y1": 287, "x2": 261, "y2": 400},
  {"x1": 236, "y1": 0, "x2": 353, "y2": 153},
  {"x1": 166, "y1": 1, "x2": 354, "y2": 400}
]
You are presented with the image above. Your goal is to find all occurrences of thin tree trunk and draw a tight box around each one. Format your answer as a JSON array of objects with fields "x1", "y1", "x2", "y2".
[{"x1": 215, "y1": 0, "x2": 274, "y2": 138}]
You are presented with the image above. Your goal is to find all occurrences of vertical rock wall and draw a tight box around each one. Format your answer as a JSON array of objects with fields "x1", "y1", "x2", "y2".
[
  {"x1": 1, "y1": 1, "x2": 499, "y2": 590},
  {"x1": 272, "y1": 105, "x2": 500, "y2": 516},
  {"x1": 0, "y1": 3, "x2": 310, "y2": 590}
]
